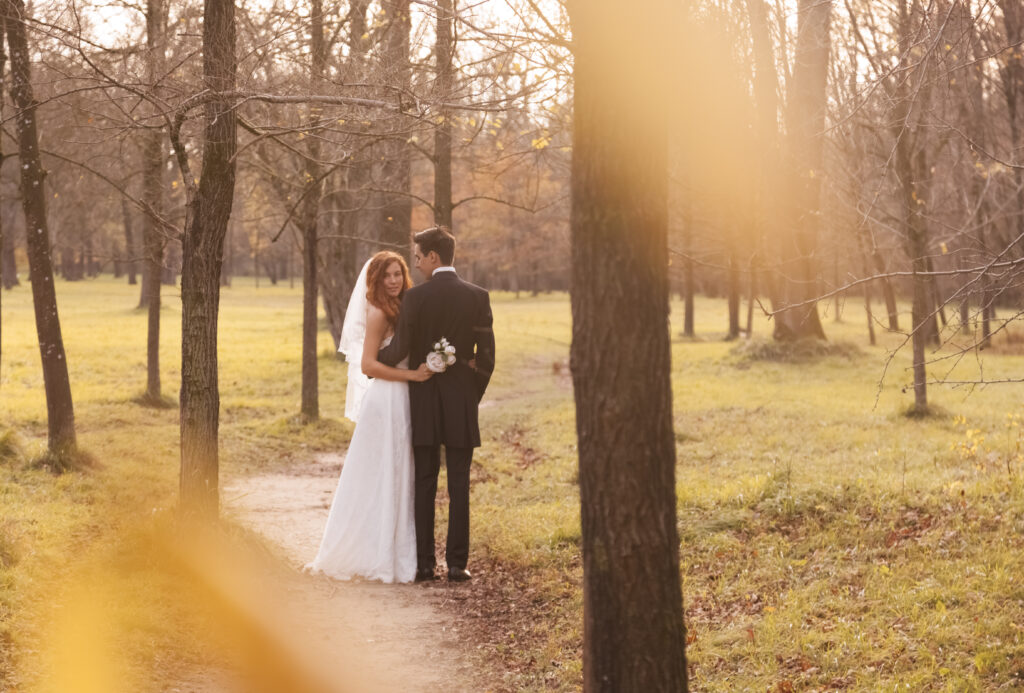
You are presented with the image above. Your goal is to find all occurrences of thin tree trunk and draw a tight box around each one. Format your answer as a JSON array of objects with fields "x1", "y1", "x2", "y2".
[
  {"x1": 3, "y1": 0, "x2": 76, "y2": 452},
  {"x1": 569, "y1": 1, "x2": 687, "y2": 689},
  {"x1": 85, "y1": 235, "x2": 96, "y2": 277},
  {"x1": 1, "y1": 225, "x2": 16, "y2": 288},
  {"x1": 316, "y1": 0, "x2": 367, "y2": 344},
  {"x1": 680, "y1": 181, "x2": 695, "y2": 338},
  {"x1": 378, "y1": 0, "x2": 412, "y2": 249},
  {"x1": 745, "y1": 255, "x2": 757, "y2": 336},
  {"x1": 175, "y1": 0, "x2": 237, "y2": 521},
  {"x1": 862, "y1": 256, "x2": 876, "y2": 346},
  {"x1": 727, "y1": 247, "x2": 740, "y2": 340},
  {"x1": 895, "y1": 0, "x2": 928, "y2": 414},
  {"x1": 871, "y1": 248, "x2": 900, "y2": 330},
  {"x1": 121, "y1": 194, "x2": 138, "y2": 284},
  {"x1": 746, "y1": 0, "x2": 780, "y2": 330},
  {"x1": 433, "y1": 0, "x2": 454, "y2": 228},
  {"x1": 140, "y1": 0, "x2": 166, "y2": 400},
  {"x1": 300, "y1": 0, "x2": 325, "y2": 421},
  {"x1": 925, "y1": 253, "x2": 946, "y2": 333}
]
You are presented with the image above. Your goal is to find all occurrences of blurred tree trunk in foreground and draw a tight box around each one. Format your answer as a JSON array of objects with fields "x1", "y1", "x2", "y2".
[
  {"x1": 568, "y1": 0, "x2": 688, "y2": 690},
  {"x1": 3, "y1": 0, "x2": 77, "y2": 453},
  {"x1": 177, "y1": 0, "x2": 237, "y2": 520}
]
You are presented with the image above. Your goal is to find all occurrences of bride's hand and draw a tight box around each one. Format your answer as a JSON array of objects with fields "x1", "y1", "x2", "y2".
[{"x1": 409, "y1": 363, "x2": 434, "y2": 382}]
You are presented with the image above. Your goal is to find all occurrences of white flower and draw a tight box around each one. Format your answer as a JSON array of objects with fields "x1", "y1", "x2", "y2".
[
  {"x1": 426, "y1": 351, "x2": 447, "y2": 373},
  {"x1": 445, "y1": 352, "x2": 456, "y2": 366},
  {"x1": 445, "y1": 344, "x2": 455, "y2": 354},
  {"x1": 434, "y1": 342, "x2": 441, "y2": 350}
]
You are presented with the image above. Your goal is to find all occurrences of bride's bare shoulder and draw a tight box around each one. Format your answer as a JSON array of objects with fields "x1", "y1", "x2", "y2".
[{"x1": 365, "y1": 305, "x2": 393, "y2": 337}]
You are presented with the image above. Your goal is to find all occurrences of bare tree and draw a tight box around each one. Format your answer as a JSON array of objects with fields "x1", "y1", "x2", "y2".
[
  {"x1": 2, "y1": 0, "x2": 76, "y2": 455},
  {"x1": 299, "y1": 0, "x2": 326, "y2": 421},
  {"x1": 141, "y1": 0, "x2": 168, "y2": 403},
  {"x1": 175, "y1": 0, "x2": 238, "y2": 520}
]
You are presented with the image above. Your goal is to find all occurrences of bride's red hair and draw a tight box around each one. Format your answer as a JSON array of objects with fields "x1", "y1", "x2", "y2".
[{"x1": 366, "y1": 251, "x2": 412, "y2": 327}]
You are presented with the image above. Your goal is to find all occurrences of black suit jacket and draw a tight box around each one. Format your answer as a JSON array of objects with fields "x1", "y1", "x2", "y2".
[{"x1": 379, "y1": 270, "x2": 494, "y2": 448}]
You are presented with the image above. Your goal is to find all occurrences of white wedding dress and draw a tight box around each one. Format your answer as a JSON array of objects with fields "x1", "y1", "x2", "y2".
[{"x1": 305, "y1": 262, "x2": 417, "y2": 584}]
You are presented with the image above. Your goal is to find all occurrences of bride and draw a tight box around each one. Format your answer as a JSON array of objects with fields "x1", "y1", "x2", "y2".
[{"x1": 305, "y1": 251, "x2": 432, "y2": 583}]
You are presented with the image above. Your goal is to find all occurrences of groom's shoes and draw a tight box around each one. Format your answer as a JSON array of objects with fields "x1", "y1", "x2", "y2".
[
  {"x1": 415, "y1": 568, "x2": 439, "y2": 583},
  {"x1": 447, "y1": 567, "x2": 472, "y2": 582}
]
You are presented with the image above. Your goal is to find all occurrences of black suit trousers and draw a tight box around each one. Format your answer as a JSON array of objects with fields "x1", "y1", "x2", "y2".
[{"x1": 413, "y1": 444, "x2": 473, "y2": 571}]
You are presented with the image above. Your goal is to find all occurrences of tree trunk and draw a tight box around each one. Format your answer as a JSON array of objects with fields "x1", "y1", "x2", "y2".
[
  {"x1": 774, "y1": 0, "x2": 831, "y2": 341},
  {"x1": 680, "y1": 179, "x2": 695, "y2": 338},
  {"x1": 895, "y1": 0, "x2": 929, "y2": 414},
  {"x1": 315, "y1": 0, "x2": 368, "y2": 344},
  {"x1": 862, "y1": 257, "x2": 876, "y2": 346},
  {"x1": 996, "y1": 0, "x2": 1024, "y2": 249},
  {"x1": 745, "y1": 254, "x2": 757, "y2": 335},
  {"x1": 925, "y1": 253, "x2": 945, "y2": 335},
  {"x1": 85, "y1": 235, "x2": 96, "y2": 277},
  {"x1": 727, "y1": 248, "x2": 740, "y2": 340},
  {"x1": 746, "y1": 0, "x2": 780, "y2": 336},
  {"x1": 569, "y1": 1, "x2": 688, "y2": 690},
  {"x1": 433, "y1": 0, "x2": 454, "y2": 228},
  {"x1": 300, "y1": 0, "x2": 326, "y2": 421},
  {"x1": 867, "y1": 247, "x2": 899, "y2": 330},
  {"x1": 140, "y1": 0, "x2": 166, "y2": 400},
  {"x1": 1, "y1": 227, "x2": 16, "y2": 288},
  {"x1": 3, "y1": 0, "x2": 77, "y2": 453},
  {"x1": 316, "y1": 187, "x2": 355, "y2": 346},
  {"x1": 176, "y1": 0, "x2": 237, "y2": 521},
  {"x1": 121, "y1": 196, "x2": 138, "y2": 284},
  {"x1": 378, "y1": 0, "x2": 412, "y2": 249}
]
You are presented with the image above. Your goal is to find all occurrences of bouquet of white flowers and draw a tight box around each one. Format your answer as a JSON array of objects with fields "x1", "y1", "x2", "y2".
[{"x1": 426, "y1": 337, "x2": 457, "y2": 373}]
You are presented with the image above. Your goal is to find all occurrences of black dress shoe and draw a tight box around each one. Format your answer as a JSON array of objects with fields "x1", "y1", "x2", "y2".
[
  {"x1": 447, "y1": 567, "x2": 472, "y2": 582},
  {"x1": 415, "y1": 568, "x2": 439, "y2": 583}
]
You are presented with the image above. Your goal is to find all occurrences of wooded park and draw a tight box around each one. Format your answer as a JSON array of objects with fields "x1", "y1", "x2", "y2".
[{"x1": 2, "y1": 0, "x2": 1024, "y2": 690}]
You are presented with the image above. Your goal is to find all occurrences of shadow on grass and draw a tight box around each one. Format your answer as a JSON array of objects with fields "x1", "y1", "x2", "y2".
[
  {"x1": 729, "y1": 337, "x2": 863, "y2": 365},
  {"x1": 28, "y1": 445, "x2": 97, "y2": 474},
  {"x1": 0, "y1": 430, "x2": 24, "y2": 465},
  {"x1": 132, "y1": 392, "x2": 178, "y2": 409},
  {"x1": 899, "y1": 401, "x2": 952, "y2": 420}
]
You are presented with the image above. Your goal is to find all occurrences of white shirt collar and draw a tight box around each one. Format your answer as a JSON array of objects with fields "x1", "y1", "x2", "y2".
[{"x1": 432, "y1": 266, "x2": 456, "y2": 276}]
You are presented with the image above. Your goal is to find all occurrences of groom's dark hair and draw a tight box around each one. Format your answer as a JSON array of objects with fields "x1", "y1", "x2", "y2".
[{"x1": 413, "y1": 225, "x2": 456, "y2": 265}]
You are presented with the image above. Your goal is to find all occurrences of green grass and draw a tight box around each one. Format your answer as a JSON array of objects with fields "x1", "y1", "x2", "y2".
[
  {"x1": 3, "y1": 277, "x2": 1024, "y2": 690},
  {"x1": 471, "y1": 295, "x2": 1024, "y2": 691}
]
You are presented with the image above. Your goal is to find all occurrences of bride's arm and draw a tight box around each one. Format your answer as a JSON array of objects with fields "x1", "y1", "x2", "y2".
[{"x1": 361, "y1": 306, "x2": 433, "y2": 382}]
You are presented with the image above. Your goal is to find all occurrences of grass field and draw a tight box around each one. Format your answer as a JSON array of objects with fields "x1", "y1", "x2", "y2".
[{"x1": 2, "y1": 276, "x2": 1024, "y2": 691}]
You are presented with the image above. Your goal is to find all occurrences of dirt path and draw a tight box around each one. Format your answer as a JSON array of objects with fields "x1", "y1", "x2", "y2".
[{"x1": 183, "y1": 452, "x2": 488, "y2": 693}]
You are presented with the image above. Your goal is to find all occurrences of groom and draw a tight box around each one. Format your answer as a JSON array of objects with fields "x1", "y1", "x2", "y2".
[{"x1": 378, "y1": 225, "x2": 495, "y2": 582}]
